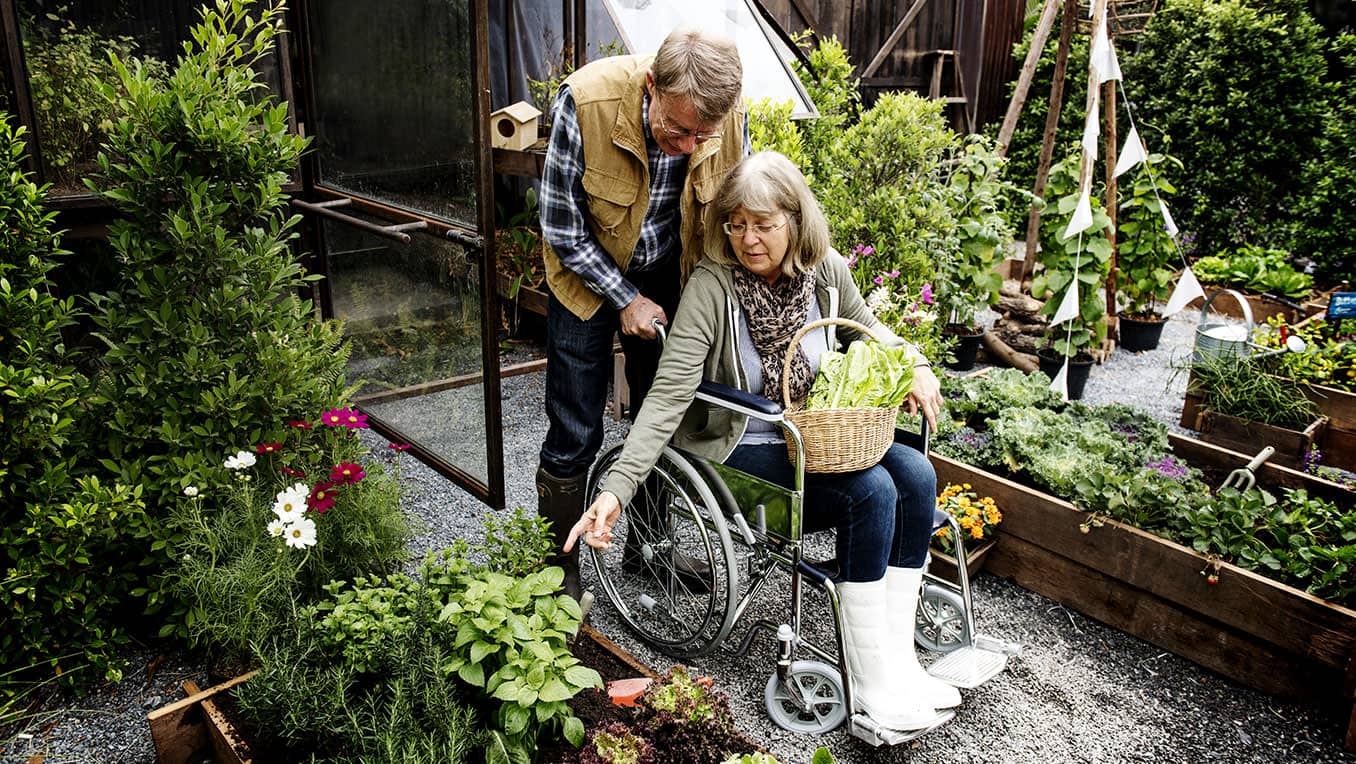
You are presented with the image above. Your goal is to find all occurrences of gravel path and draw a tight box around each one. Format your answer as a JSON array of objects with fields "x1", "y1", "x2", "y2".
[{"x1": 5, "y1": 309, "x2": 1353, "y2": 763}]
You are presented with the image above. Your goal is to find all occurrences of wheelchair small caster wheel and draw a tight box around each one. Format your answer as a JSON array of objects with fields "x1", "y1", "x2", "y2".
[
  {"x1": 916, "y1": 582, "x2": 970, "y2": 653},
  {"x1": 764, "y1": 661, "x2": 848, "y2": 733}
]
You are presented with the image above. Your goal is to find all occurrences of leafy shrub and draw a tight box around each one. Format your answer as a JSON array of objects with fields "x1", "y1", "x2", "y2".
[
  {"x1": 0, "y1": 121, "x2": 149, "y2": 691},
  {"x1": 789, "y1": 34, "x2": 859, "y2": 189},
  {"x1": 1256, "y1": 315, "x2": 1356, "y2": 392},
  {"x1": 164, "y1": 411, "x2": 413, "y2": 658},
  {"x1": 935, "y1": 135, "x2": 1018, "y2": 328},
  {"x1": 1289, "y1": 33, "x2": 1356, "y2": 284},
  {"x1": 81, "y1": 0, "x2": 349, "y2": 624},
  {"x1": 1123, "y1": 0, "x2": 1327, "y2": 256}
]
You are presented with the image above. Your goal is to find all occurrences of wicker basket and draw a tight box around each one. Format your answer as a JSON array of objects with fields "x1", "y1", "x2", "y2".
[{"x1": 781, "y1": 317, "x2": 901, "y2": 474}]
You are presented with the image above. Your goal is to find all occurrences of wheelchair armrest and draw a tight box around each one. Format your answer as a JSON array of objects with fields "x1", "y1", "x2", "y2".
[{"x1": 695, "y1": 381, "x2": 783, "y2": 420}]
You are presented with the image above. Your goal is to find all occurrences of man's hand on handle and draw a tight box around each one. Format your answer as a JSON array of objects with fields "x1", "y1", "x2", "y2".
[{"x1": 620, "y1": 295, "x2": 667, "y2": 339}]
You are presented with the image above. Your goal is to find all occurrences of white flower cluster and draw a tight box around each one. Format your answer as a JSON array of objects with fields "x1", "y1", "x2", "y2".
[{"x1": 267, "y1": 482, "x2": 316, "y2": 549}]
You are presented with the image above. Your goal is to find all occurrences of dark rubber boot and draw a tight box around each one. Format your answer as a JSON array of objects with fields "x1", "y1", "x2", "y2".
[{"x1": 537, "y1": 466, "x2": 587, "y2": 601}]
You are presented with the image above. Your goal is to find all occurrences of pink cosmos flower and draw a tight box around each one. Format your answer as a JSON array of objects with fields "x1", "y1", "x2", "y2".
[
  {"x1": 342, "y1": 409, "x2": 369, "y2": 430},
  {"x1": 388, "y1": 443, "x2": 412, "y2": 452},
  {"x1": 320, "y1": 408, "x2": 346, "y2": 427},
  {"x1": 307, "y1": 480, "x2": 339, "y2": 513},
  {"x1": 281, "y1": 466, "x2": 307, "y2": 478},
  {"x1": 254, "y1": 442, "x2": 283, "y2": 455},
  {"x1": 330, "y1": 462, "x2": 366, "y2": 485},
  {"x1": 287, "y1": 420, "x2": 313, "y2": 429}
]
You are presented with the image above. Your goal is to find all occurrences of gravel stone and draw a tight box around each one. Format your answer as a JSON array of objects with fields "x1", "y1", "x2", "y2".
[{"x1": 6, "y1": 309, "x2": 1352, "y2": 763}]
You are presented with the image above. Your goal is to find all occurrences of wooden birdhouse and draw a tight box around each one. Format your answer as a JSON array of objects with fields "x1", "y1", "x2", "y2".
[{"x1": 490, "y1": 101, "x2": 542, "y2": 151}]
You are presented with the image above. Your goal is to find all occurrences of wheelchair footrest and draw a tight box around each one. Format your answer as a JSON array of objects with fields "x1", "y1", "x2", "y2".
[
  {"x1": 926, "y1": 643, "x2": 1009, "y2": 689},
  {"x1": 848, "y1": 710, "x2": 953, "y2": 747}
]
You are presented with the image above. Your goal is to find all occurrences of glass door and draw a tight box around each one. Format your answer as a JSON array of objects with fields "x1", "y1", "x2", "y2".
[{"x1": 296, "y1": 0, "x2": 503, "y2": 505}]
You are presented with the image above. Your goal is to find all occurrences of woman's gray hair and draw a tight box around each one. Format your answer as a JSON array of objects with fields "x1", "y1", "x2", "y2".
[
  {"x1": 704, "y1": 151, "x2": 831, "y2": 277},
  {"x1": 650, "y1": 26, "x2": 742, "y2": 123}
]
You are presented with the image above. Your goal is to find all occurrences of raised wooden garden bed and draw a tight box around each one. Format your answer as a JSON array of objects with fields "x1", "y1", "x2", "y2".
[
  {"x1": 1186, "y1": 408, "x2": 1327, "y2": 470},
  {"x1": 928, "y1": 438, "x2": 1356, "y2": 751},
  {"x1": 1185, "y1": 286, "x2": 1332, "y2": 326},
  {"x1": 1182, "y1": 371, "x2": 1356, "y2": 472}
]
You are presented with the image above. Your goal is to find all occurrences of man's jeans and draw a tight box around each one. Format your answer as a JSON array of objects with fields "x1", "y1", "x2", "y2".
[
  {"x1": 723, "y1": 442, "x2": 936, "y2": 582},
  {"x1": 539, "y1": 259, "x2": 680, "y2": 479}
]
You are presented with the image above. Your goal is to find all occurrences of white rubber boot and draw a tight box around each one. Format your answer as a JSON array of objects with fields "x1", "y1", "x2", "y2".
[
  {"x1": 837, "y1": 579, "x2": 950, "y2": 730},
  {"x1": 886, "y1": 566, "x2": 964, "y2": 707}
]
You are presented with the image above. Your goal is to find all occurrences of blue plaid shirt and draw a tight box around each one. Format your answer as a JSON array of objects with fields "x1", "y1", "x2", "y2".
[{"x1": 539, "y1": 85, "x2": 749, "y2": 310}]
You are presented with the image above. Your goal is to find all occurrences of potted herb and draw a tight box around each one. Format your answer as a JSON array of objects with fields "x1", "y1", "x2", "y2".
[
  {"x1": 1115, "y1": 151, "x2": 1182, "y2": 351},
  {"x1": 935, "y1": 136, "x2": 1013, "y2": 370},
  {"x1": 1032, "y1": 153, "x2": 1113, "y2": 399}
]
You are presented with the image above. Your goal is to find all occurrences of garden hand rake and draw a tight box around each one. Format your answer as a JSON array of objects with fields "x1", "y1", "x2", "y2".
[{"x1": 1217, "y1": 446, "x2": 1275, "y2": 492}]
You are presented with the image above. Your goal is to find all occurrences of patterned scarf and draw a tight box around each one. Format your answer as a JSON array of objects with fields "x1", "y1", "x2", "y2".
[{"x1": 733, "y1": 265, "x2": 817, "y2": 406}]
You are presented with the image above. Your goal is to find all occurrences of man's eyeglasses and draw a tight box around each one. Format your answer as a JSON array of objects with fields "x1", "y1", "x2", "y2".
[
  {"x1": 654, "y1": 100, "x2": 723, "y2": 142},
  {"x1": 723, "y1": 220, "x2": 788, "y2": 237}
]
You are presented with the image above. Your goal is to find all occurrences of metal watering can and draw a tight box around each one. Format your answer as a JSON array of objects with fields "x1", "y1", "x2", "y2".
[{"x1": 1192, "y1": 289, "x2": 1308, "y2": 363}]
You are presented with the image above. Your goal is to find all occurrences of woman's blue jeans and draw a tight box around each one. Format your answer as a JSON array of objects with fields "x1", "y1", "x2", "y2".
[{"x1": 724, "y1": 442, "x2": 936, "y2": 582}]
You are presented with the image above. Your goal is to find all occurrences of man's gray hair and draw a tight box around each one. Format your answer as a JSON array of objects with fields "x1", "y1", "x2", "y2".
[
  {"x1": 704, "y1": 151, "x2": 831, "y2": 277},
  {"x1": 650, "y1": 26, "x2": 743, "y2": 123}
]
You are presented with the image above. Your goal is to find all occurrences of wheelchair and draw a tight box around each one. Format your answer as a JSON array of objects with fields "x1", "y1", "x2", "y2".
[{"x1": 584, "y1": 377, "x2": 1021, "y2": 747}]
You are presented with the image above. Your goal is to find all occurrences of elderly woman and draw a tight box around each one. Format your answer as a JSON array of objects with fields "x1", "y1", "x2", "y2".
[{"x1": 564, "y1": 151, "x2": 957, "y2": 731}]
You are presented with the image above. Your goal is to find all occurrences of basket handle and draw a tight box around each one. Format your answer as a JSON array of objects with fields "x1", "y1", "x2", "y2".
[
  {"x1": 1198, "y1": 288, "x2": 1255, "y2": 335},
  {"x1": 781, "y1": 316, "x2": 891, "y2": 407}
]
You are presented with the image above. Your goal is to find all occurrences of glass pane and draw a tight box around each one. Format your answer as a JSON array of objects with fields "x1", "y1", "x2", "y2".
[
  {"x1": 306, "y1": 0, "x2": 478, "y2": 227},
  {"x1": 324, "y1": 217, "x2": 489, "y2": 484},
  {"x1": 16, "y1": 1, "x2": 287, "y2": 197},
  {"x1": 601, "y1": 0, "x2": 813, "y2": 116}
]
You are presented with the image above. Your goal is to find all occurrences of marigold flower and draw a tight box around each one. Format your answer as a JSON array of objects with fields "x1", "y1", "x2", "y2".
[
  {"x1": 330, "y1": 462, "x2": 366, "y2": 485},
  {"x1": 307, "y1": 480, "x2": 339, "y2": 513}
]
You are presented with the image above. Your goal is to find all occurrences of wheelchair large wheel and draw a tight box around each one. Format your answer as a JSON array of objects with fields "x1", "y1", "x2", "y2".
[
  {"x1": 586, "y1": 445, "x2": 739, "y2": 658},
  {"x1": 915, "y1": 582, "x2": 970, "y2": 653},
  {"x1": 764, "y1": 661, "x2": 848, "y2": 733}
]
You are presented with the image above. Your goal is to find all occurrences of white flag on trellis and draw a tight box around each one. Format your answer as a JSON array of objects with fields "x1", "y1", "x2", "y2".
[
  {"x1": 1081, "y1": 107, "x2": 1101, "y2": 163},
  {"x1": 1163, "y1": 265, "x2": 1206, "y2": 317},
  {"x1": 1050, "y1": 278, "x2": 1081, "y2": 326},
  {"x1": 1063, "y1": 189, "x2": 1095, "y2": 240},
  {"x1": 1113, "y1": 126, "x2": 1148, "y2": 178},
  {"x1": 1161, "y1": 200, "x2": 1180, "y2": 238},
  {"x1": 1090, "y1": 22, "x2": 1122, "y2": 84},
  {"x1": 1048, "y1": 358, "x2": 1071, "y2": 402}
]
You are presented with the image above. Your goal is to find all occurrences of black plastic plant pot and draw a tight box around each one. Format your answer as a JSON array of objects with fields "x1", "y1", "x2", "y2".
[
  {"x1": 943, "y1": 324, "x2": 985, "y2": 371},
  {"x1": 1118, "y1": 313, "x2": 1167, "y2": 352},
  {"x1": 1037, "y1": 349, "x2": 1094, "y2": 400}
]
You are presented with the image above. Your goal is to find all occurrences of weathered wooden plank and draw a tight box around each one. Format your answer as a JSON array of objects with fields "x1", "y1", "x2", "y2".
[
  {"x1": 1190, "y1": 410, "x2": 1327, "y2": 470},
  {"x1": 983, "y1": 534, "x2": 1331, "y2": 700},
  {"x1": 930, "y1": 454, "x2": 1356, "y2": 672},
  {"x1": 182, "y1": 681, "x2": 253, "y2": 764},
  {"x1": 1166, "y1": 430, "x2": 1352, "y2": 503},
  {"x1": 148, "y1": 672, "x2": 257, "y2": 764},
  {"x1": 580, "y1": 624, "x2": 661, "y2": 680},
  {"x1": 997, "y1": 0, "x2": 1059, "y2": 155}
]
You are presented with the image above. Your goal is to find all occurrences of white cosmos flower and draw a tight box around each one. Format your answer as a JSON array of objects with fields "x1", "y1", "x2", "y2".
[
  {"x1": 266, "y1": 518, "x2": 286, "y2": 537},
  {"x1": 223, "y1": 450, "x2": 257, "y2": 470},
  {"x1": 272, "y1": 483, "x2": 309, "y2": 522},
  {"x1": 183, "y1": 485, "x2": 199, "y2": 497},
  {"x1": 283, "y1": 516, "x2": 317, "y2": 549}
]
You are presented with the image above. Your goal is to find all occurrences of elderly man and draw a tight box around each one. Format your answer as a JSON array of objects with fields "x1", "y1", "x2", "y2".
[{"x1": 536, "y1": 26, "x2": 748, "y2": 598}]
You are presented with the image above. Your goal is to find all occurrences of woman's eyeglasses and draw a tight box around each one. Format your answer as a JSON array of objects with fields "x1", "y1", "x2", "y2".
[{"x1": 723, "y1": 220, "x2": 788, "y2": 237}]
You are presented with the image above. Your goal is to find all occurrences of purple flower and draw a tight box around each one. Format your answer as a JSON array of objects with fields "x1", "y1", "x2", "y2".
[
  {"x1": 921, "y1": 283, "x2": 934, "y2": 305},
  {"x1": 873, "y1": 275, "x2": 884, "y2": 286},
  {"x1": 886, "y1": 270, "x2": 900, "y2": 279}
]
